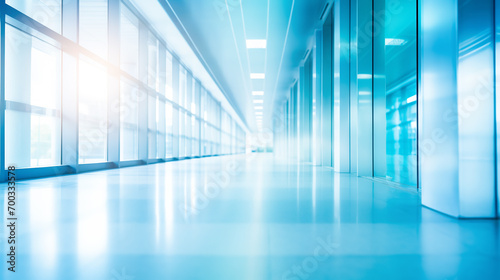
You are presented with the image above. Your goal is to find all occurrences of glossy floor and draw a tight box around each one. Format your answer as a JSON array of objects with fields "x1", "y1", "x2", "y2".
[{"x1": 1, "y1": 154, "x2": 499, "y2": 279}]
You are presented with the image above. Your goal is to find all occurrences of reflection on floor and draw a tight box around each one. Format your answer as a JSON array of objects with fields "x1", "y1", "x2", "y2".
[{"x1": 1, "y1": 154, "x2": 499, "y2": 279}]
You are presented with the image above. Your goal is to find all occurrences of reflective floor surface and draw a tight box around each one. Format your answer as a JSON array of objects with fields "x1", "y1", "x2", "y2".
[{"x1": 1, "y1": 154, "x2": 500, "y2": 279}]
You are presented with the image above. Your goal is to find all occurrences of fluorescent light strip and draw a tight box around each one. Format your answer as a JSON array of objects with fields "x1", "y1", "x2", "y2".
[
  {"x1": 252, "y1": 91, "x2": 264, "y2": 96},
  {"x1": 246, "y1": 39, "x2": 267, "y2": 49},
  {"x1": 255, "y1": 112, "x2": 263, "y2": 115},
  {"x1": 251, "y1": 73, "x2": 265, "y2": 79},
  {"x1": 253, "y1": 100, "x2": 264, "y2": 104},
  {"x1": 254, "y1": 106, "x2": 263, "y2": 110}
]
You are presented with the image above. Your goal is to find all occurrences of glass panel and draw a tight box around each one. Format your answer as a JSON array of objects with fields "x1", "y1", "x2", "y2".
[
  {"x1": 179, "y1": 66, "x2": 187, "y2": 108},
  {"x1": 166, "y1": 51, "x2": 173, "y2": 100},
  {"x1": 120, "y1": 5, "x2": 139, "y2": 78},
  {"x1": 166, "y1": 103, "x2": 173, "y2": 158},
  {"x1": 172, "y1": 107, "x2": 179, "y2": 157},
  {"x1": 148, "y1": 33, "x2": 159, "y2": 91},
  {"x1": 79, "y1": 57, "x2": 108, "y2": 164},
  {"x1": 157, "y1": 99, "x2": 165, "y2": 159},
  {"x1": 120, "y1": 78, "x2": 139, "y2": 161},
  {"x1": 148, "y1": 96, "x2": 157, "y2": 159},
  {"x1": 186, "y1": 113, "x2": 192, "y2": 157},
  {"x1": 79, "y1": 0, "x2": 108, "y2": 58},
  {"x1": 4, "y1": 25, "x2": 61, "y2": 168},
  {"x1": 6, "y1": 0, "x2": 62, "y2": 33},
  {"x1": 384, "y1": 0, "x2": 417, "y2": 186},
  {"x1": 194, "y1": 119, "x2": 200, "y2": 157},
  {"x1": 179, "y1": 110, "x2": 185, "y2": 157}
]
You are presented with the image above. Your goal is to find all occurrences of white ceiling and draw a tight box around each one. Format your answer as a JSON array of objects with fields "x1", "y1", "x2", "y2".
[{"x1": 159, "y1": 0, "x2": 331, "y2": 132}]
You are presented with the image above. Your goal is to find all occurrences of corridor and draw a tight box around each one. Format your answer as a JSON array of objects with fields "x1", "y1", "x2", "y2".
[{"x1": 2, "y1": 154, "x2": 499, "y2": 279}]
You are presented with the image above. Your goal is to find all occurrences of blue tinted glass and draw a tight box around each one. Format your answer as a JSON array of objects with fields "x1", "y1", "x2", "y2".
[{"x1": 384, "y1": 0, "x2": 417, "y2": 186}]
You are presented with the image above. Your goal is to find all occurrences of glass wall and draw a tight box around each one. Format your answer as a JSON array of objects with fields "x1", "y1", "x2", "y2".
[
  {"x1": 0, "y1": 0, "x2": 246, "y2": 180},
  {"x1": 4, "y1": 25, "x2": 62, "y2": 168},
  {"x1": 277, "y1": 0, "x2": 418, "y2": 188}
]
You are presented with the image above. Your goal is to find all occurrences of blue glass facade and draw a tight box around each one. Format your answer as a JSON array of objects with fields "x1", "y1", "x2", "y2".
[{"x1": 273, "y1": 0, "x2": 500, "y2": 218}]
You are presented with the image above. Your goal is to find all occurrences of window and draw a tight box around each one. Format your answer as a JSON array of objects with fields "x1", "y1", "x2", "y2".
[
  {"x1": 79, "y1": 56, "x2": 108, "y2": 164},
  {"x1": 6, "y1": 0, "x2": 62, "y2": 33},
  {"x1": 185, "y1": 112, "x2": 192, "y2": 157},
  {"x1": 179, "y1": 110, "x2": 186, "y2": 158},
  {"x1": 172, "y1": 107, "x2": 179, "y2": 157},
  {"x1": 166, "y1": 52, "x2": 173, "y2": 100},
  {"x1": 148, "y1": 33, "x2": 159, "y2": 91},
  {"x1": 4, "y1": 25, "x2": 61, "y2": 168},
  {"x1": 166, "y1": 103, "x2": 174, "y2": 158},
  {"x1": 120, "y1": 5, "x2": 139, "y2": 78},
  {"x1": 120, "y1": 79, "x2": 139, "y2": 161},
  {"x1": 79, "y1": 0, "x2": 108, "y2": 58},
  {"x1": 157, "y1": 99, "x2": 166, "y2": 159},
  {"x1": 148, "y1": 95, "x2": 157, "y2": 159},
  {"x1": 179, "y1": 66, "x2": 187, "y2": 108},
  {"x1": 193, "y1": 119, "x2": 200, "y2": 157}
]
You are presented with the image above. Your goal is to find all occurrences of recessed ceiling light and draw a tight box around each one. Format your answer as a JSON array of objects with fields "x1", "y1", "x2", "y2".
[
  {"x1": 255, "y1": 112, "x2": 263, "y2": 115},
  {"x1": 246, "y1": 39, "x2": 267, "y2": 49},
  {"x1": 251, "y1": 73, "x2": 265, "y2": 79},
  {"x1": 254, "y1": 106, "x2": 263, "y2": 110},
  {"x1": 253, "y1": 100, "x2": 264, "y2": 104},
  {"x1": 252, "y1": 91, "x2": 264, "y2": 96}
]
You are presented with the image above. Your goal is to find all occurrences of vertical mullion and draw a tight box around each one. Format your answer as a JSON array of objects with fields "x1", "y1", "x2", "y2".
[
  {"x1": 137, "y1": 21, "x2": 148, "y2": 162},
  {"x1": 108, "y1": 0, "x2": 121, "y2": 165},
  {"x1": 61, "y1": 0, "x2": 78, "y2": 172}
]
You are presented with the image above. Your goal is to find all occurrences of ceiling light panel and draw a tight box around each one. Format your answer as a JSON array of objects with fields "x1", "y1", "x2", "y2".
[
  {"x1": 246, "y1": 39, "x2": 267, "y2": 49},
  {"x1": 251, "y1": 73, "x2": 265, "y2": 79}
]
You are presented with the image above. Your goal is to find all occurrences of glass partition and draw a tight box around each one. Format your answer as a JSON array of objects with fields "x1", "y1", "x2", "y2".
[{"x1": 383, "y1": 0, "x2": 418, "y2": 186}]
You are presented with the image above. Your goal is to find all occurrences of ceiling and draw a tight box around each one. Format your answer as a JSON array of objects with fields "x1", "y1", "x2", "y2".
[{"x1": 161, "y1": 0, "x2": 330, "y2": 132}]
